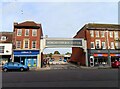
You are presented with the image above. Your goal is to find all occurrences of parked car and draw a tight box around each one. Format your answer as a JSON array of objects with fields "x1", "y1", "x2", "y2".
[
  {"x1": 2, "y1": 62, "x2": 29, "y2": 72},
  {"x1": 63, "y1": 59, "x2": 67, "y2": 62},
  {"x1": 111, "y1": 61, "x2": 120, "y2": 68}
]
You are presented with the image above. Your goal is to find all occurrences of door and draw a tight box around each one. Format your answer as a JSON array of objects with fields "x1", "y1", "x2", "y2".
[
  {"x1": 13, "y1": 63, "x2": 20, "y2": 70},
  {"x1": 7, "y1": 62, "x2": 14, "y2": 69},
  {"x1": 90, "y1": 56, "x2": 94, "y2": 67}
]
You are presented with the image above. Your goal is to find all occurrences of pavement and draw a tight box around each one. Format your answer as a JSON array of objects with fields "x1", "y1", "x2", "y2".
[
  {"x1": 30, "y1": 64, "x2": 112, "y2": 71},
  {"x1": 0, "y1": 63, "x2": 113, "y2": 72}
]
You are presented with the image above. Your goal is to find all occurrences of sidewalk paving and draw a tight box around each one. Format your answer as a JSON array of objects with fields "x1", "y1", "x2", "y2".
[
  {"x1": 80, "y1": 66, "x2": 111, "y2": 69},
  {"x1": 30, "y1": 65, "x2": 51, "y2": 71}
]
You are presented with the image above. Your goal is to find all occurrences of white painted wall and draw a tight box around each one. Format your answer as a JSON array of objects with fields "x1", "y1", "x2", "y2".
[{"x1": 0, "y1": 43, "x2": 12, "y2": 55}]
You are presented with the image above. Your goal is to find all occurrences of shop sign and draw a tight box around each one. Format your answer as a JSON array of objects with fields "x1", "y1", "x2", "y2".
[
  {"x1": 94, "y1": 54, "x2": 120, "y2": 57},
  {"x1": 14, "y1": 50, "x2": 39, "y2": 55}
]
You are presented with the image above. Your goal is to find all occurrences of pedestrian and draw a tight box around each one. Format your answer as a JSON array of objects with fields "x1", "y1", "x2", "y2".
[{"x1": 48, "y1": 58, "x2": 50, "y2": 67}]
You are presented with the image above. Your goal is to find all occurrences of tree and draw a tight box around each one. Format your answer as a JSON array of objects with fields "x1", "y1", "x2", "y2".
[
  {"x1": 65, "y1": 52, "x2": 71, "y2": 55},
  {"x1": 54, "y1": 51, "x2": 60, "y2": 54},
  {"x1": 48, "y1": 53, "x2": 53, "y2": 57}
]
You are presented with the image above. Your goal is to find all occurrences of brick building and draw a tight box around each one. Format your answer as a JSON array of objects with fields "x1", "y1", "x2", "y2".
[
  {"x1": 71, "y1": 23, "x2": 120, "y2": 67},
  {"x1": 0, "y1": 32, "x2": 13, "y2": 65},
  {"x1": 13, "y1": 21, "x2": 43, "y2": 67}
]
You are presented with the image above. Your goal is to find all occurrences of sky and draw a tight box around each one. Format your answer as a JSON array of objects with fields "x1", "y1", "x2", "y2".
[{"x1": 0, "y1": 0, "x2": 119, "y2": 54}]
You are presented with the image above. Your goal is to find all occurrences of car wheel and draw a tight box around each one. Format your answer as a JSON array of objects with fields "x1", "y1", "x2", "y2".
[
  {"x1": 20, "y1": 68, "x2": 24, "y2": 72},
  {"x1": 3, "y1": 68, "x2": 8, "y2": 72}
]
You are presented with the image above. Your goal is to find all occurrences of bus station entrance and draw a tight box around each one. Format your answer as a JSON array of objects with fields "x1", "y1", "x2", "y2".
[{"x1": 37, "y1": 37, "x2": 87, "y2": 68}]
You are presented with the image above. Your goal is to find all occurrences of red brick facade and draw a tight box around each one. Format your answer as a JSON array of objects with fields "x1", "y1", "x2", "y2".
[
  {"x1": 13, "y1": 21, "x2": 43, "y2": 50},
  {"x1": 71, "y1": 23, "x2": 120, "y2": 66}
]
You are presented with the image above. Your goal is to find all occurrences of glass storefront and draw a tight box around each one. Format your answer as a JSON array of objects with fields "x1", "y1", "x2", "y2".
[
  {"x1": 89, "y1": 54, "x2": 120, "y2": 67},
  {"x1": 94, "y1": 57, "x2": 108, "y2": 66},
  {"x1": 14, "y1": 56, "x2": 37, "y2": 67},
  {"x1": 14, "y1": 50, "x2": 39, "y2": 67}
]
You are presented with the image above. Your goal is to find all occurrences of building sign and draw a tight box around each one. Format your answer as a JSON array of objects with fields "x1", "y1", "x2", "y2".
[
  {"x1": 45, "y1": 38, "x2": 83, "y2": 48},
  {"x1": 14, "y1": 50, "x2": 39, "y2": 56},
  {"x1": 89, "y1": 49, "x2": 120, "y2": 53}
]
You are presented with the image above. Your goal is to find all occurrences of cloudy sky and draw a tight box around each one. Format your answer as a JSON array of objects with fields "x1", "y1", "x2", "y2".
[{"x1": 0, "y1": 0, "x2": 119, "y2": 54}]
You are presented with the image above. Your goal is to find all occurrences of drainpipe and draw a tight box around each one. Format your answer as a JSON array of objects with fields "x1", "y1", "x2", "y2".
[
  {"x1": 84, "y1": 40, "x2": 88, "y2": 67},
  {"x1": 106, "y1": 30, "x2": 111, "y2": 67}
]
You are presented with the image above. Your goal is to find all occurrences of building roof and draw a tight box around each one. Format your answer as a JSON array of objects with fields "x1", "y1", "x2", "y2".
[
  {"x1": 0, "y1": 32, "x2": 13, "y2": 43},
  {"x1": 86, "y1": 23, "x2": 120, "y2": 30},
  {"x1": 14, "y1": 21, "x2": 41, "y2": 29}
]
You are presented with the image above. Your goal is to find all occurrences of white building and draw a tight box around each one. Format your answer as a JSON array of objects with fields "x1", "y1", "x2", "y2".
[{"x1": 0, "y1": 32, "x2": 13, "y2": 65}]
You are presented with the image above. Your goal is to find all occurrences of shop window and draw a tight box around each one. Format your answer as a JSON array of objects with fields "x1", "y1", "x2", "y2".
[
  {"x1": 90, "y1": 30, "x2": 94, "y2": 37},
  {"x1": 25, "y1": 29, "x2": 29, "y2": 36},
  {"x1": 111, "y1": 42, "x2": 114, "y2": 49},
  {"x1": 32, "y1": 41, "x2": 36, "y2": 48},
  {"x1": 0, "y1": 46, "x2": 4, "y2": 53},
  {"x1": 95, "y1": 31, "x2": 99, "y2": 37},
  {"x1": 90, "y1": 42, "x2": 95, "y2": 49},
  {"x1": 109, "y1": 31, "x2": 113, "y2": 38},
  {"x1": 32, "y1": 30, "x2": 37, "y2": 36},
  {"x1": 16, "y1": 41, "x2": 21, "y2": 48},
  {"x1": 101, "y1": 31, "x2": 105, "y2": 37},
  {"x1": 17, "y1": 29, "x2": 22, "y2": 36},
  {"x1": 102, "y1": 42, "x2": 106, "y2": 49}
]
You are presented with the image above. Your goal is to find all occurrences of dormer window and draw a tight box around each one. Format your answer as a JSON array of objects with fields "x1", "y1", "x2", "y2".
[{"x1": 1, "y1": 36, "x2": 7, "y2": 41}]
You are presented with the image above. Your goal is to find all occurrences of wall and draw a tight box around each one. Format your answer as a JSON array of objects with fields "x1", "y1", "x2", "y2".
[{"x1": 0, "y1": 43, "x2": 12, "y2": 55}]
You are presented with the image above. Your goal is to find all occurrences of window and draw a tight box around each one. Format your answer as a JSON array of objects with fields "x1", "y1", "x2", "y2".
[
  {"x1": 0, "y1": 46, "x2": 4, "y2": 53},
  {"x1": 32, "y1": 30, "x2": 37, "y2": 36},
  {"x1": 109, "y1": 31, "x2": 113, "y2": 38},
  {"x1": 1, "y1": 36, "x2": 7, "y2": 41},
  {"x1": 95, "y1": 40, "x2": 100, "y2": 49},
  {"x1": 115, "y1": 42, "x2": 119, "y2": 48},
  {"x1": 16, "y1": 41, "x2": 21, "y2": 48},
  {"x1": 25, "y1": 29, "x2": 29, "y2": 36},
  {"x1": 114, "y1": 31, "x2": 118, "y2": 39},
  {"x1": 111, "y1": 42, "x2": 114, "y2": 49},
  {"x1": 17, "y1": 29, "x2": 22, "y2": 36},
  {"x1": 95, "y1": 31, "x2": 99, "y2": 37},
  {"x1": 8, "y1": 62, "x2": 14, "y2": 66},
  {"x1": 102, "y1": 42, "x2": 106, "y2": 49},
  {"x1": 32, "y1": 41, "x2": 36, "y2": 48},
  {"x1": 24, "y1": 39, "x2": 29, "y2": 49},
  {"x1": 90, "y1": 42, "x2": 95, "y2": 49},
  {"x1": 90, "y1": 30, "x2": 94, "y2": 37},
  {"x1": 14, "y1": 63, "x2": 19, "y2": 66},
  {"x1": 101, "y1": 31, "x2": 105, "y2": 37}
]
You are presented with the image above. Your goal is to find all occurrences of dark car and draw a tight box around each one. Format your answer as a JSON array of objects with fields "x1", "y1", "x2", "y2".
[
  {"x1": 2, "y1": 62, "x2": 29, "y2": 72},
  {"x1": 111, "y1": 61, "x2": 120, "y2": 68}
]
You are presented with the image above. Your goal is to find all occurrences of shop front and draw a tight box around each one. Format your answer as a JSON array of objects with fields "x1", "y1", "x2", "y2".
[
  {"x1": 89, "y1": 53, "x2": 120, "y2": 67},
  {"x1": 88, "y1": 49, "x2": 120, "y2": 67},
  {"x1": 13, "y1": 50, "x2": 39, "y2": 67}
]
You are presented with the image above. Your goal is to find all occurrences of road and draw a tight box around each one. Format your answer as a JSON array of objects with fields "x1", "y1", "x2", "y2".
[
  {"x1": 50, "y1": 63, "x2": 80, "y2": 69},
  {"x1": 2, "y1": 63, "x2": 120, "y2": 88}
]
